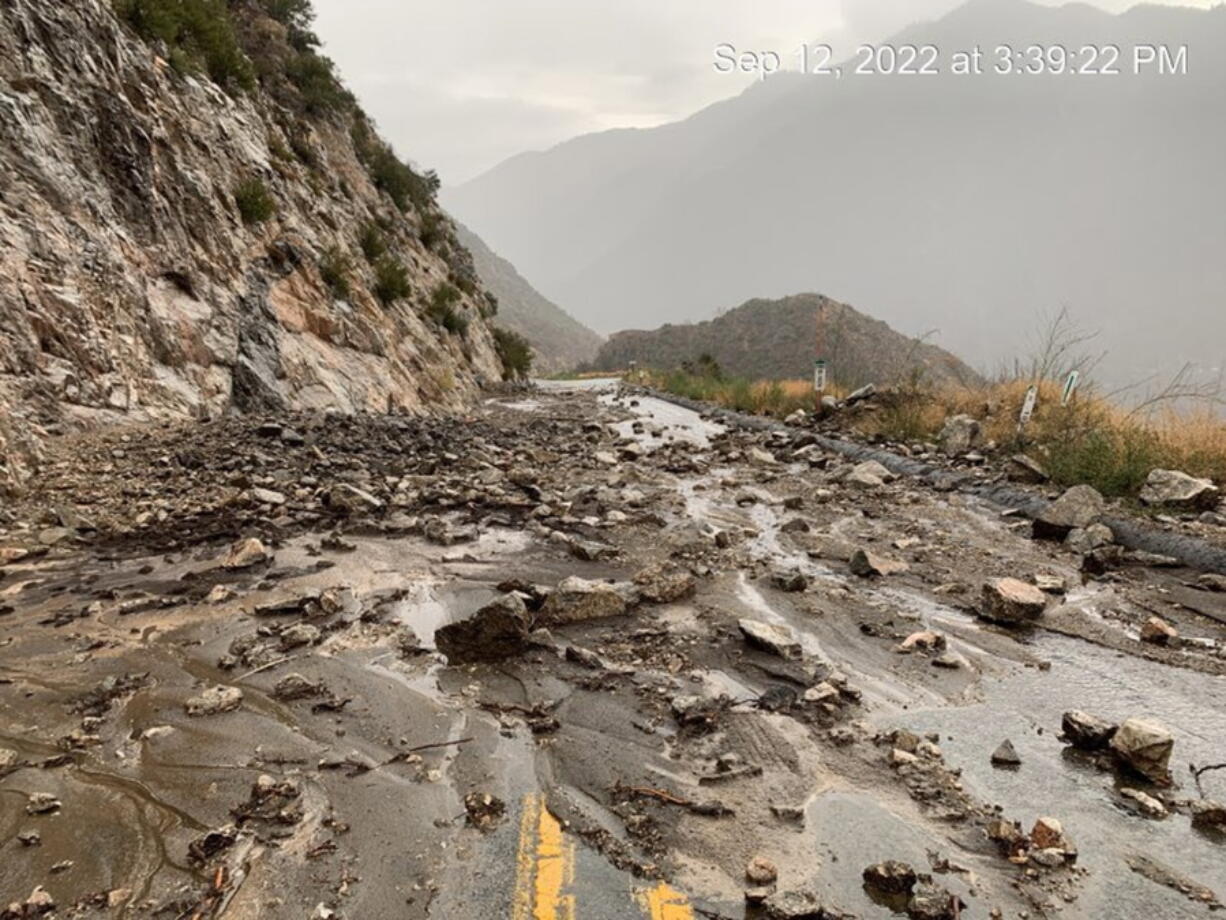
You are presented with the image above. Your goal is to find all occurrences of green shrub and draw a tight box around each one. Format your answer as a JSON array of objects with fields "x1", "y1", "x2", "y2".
[
  {"x1": 419, "y1": 212, "x2": 445, "y2": 249},
  {"x1": 234, "y1": 177, "x2": 276, "y2": 225},
  {"x1": 494, "y1": 327, "x2": 533, "y2": 379},
  {"x1": 350, "y1": 118, "x2": 439, "y2": 212},
  {"x1": 425, "y1": 283, "x2": 468, "y2": 335},
  {"x1": 114, "y1": 0, "x2": 255, "y2": 92},
  {"x1": 285, "y1": 50, "x2": 353, "y2": 114},
  {"x1": 318, "y1": 247, "x2": 351, "y2": 300},
  {"x1": 372, "y1": 256, "x2": 410, "y2": 305},
  {"x1": 358, "y1": 223, "x2": 388, "y2": 263}
]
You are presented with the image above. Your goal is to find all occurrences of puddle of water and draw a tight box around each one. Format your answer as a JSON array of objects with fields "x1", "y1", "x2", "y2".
[
  {"x1": 888, "y1": 629, "x2": 1226, "y2": 917},
  {"x1": 599, "y1": 393, "x2": 725, "y2": 449}
]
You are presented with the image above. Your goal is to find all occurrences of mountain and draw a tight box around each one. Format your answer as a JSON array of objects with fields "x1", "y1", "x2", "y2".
[
  {"x1": 591, "y1": 293, "x2": 981, "y2": 389},
  {"x1": 0, "y1": 0, "x2": 513, "y2": 492},
  {"x1": 454, "y1": 224, "x2": 602, "y2": 373},
  {"x1": 445, "y1": 0, "x2": 1226, "y2": 389}
]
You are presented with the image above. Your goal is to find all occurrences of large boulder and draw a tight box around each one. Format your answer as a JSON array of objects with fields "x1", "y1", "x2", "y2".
[
  {"x1": 1061, "y1": 711, "x2": 1118, "y2": 751},
  {"x1": 1139, "y1": 469, "x2": 1220, "y2": 511},
  {"x1": 540, "y1": 577, "x2": 629, "y2": 625},
  {"x1": 980, "y1": 578, "x2": 1048, "y2": 624},
  {"x1": 938, "y1": 415, "x2": 982, "y2": 455},
  {"x1": 1033, "y1": 485, "x2": 1105, "y2": 540},
  {"x1": 1109, "y1": 717, "x2": 1174, "y2": 783},
  {"x1": 435, "y1": 594, "x2": 532, "y2": 662},
  {"x1": 846, "y1": 460, "x2": 894, "y2": 490}
]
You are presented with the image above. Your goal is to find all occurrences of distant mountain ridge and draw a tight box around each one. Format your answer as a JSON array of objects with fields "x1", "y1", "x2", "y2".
[
  {"x1": 591, "y1": 294, "x2": 982, "y2": 389},
  {"x1": 454, "y1": 225, "x2": 602, "y2": 373},
  {"x1": 446, "y1": 0, "x2": 1226, "y2": 388}
]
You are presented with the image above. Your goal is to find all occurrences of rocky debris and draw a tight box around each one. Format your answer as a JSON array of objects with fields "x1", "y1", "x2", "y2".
[
  {"x1": 1140, "y1": 616, "x2": 1178, "y2": 646},
  {"x1": 185, "y1": 685, "x2": 244, "y2": 717},
  {"x1": 905, "y1": 883, "x2": 965, "y2": 920},
  {"x1": 1033, "y1": 485, "x2": 1105, "y2": 540},
  {"x1": 849, "y1": 548, "x2": 909, "y2": 577},
  {"x1": 986, "y1": 818, "x2": 1027, "y2": 857},
  {"x1": 1120, "y1": 788, "x2": 1168, "y2": 818},
  {"x1": 232, "y1": 775, "x2": 302, "y2": 829},
  {"x1": 738, "y1": 619, "x2": 803, "y2": 660},
  {"x1": 846, "y1": 460, "x2": 894, "y2": 489},
  {"x1": 326, "y1": 484, "x2": 384, "y2": 515},
  {"x1": 862, "y1": 861, "x2": 917, "y2": 895},
  {"x1": 980, "y1": 578, "x2": 1047, "y2": 624},
  {"x1": 1008, "y1": 454, "x2": 1049, "y2": 484},
  {"x1": 771, "y1": 568, "x2": 809, "y2": 593},
  {"x1": 896, "y1": 631, "x2": 945, "y2": 654},
  {"x1": 746, "y1": 856, "x2": 779, "y2": 885},
  {"x1": 1, "y1": 747, "x2": 20, "y2": 774},
  {"x1": 1065, "y1": 523, "x2": 1114, "y2": 554},
  {"x1": 221, "y1": 537, "x2": 273, "y2": 570},
  {"x1": 938, "y1": 414, "x2": 982, "y2": 455},
  {"x1": 463, "y1": 792, "x2": 507, "y2": 830},
  {"x1": 188, "y1": 825, "x2": 239, "y2": 864},
  {"x1": 1, "y1": 887, "x2": 55, "y2": 919},
  {"x1": 633, "y1": 565, "x2": 697, "y2": 603},
  {"x1": 991, "y1": 739, "x2": 1022, "y2": 767},
  {"x1": 762, "y1": 889, "x2": 836, "y2": 919},
  {"x1": 1109, "y1": 718, "x2": 1174, "y2": 784},
  {"x1": 436, "y1": 594, "x2": 532, "y2": 662},
  {"x1": 25, "y1": 793, "x2": 61, "y2": 815},
  {"x1": 1190, "y1": 800, "x2": 1226, "y2": 831},
  {"x1": 279, "y1": 623, "x2": 322, "y2": 650},
  {"x1": 272, "y1": 674, "x2": 324, "y2": 701},
  {"x1": 540, "y1": 577, "x2": 630, "y2": 624},
  {"x1": 1139, "y1": 469, "x2": 1220, "y2": 510},
  {"x1": 1061, "y1": 710, "x2": 1118, "y2": 751}
]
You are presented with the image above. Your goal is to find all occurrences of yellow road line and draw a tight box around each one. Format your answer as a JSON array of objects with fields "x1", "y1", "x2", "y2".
[
  {"x1": 635, "y1": 882, "x2": 695, "y2": 920},
  {"x1": 513, "y1": 794, "x2": 576, "y2": 920}
]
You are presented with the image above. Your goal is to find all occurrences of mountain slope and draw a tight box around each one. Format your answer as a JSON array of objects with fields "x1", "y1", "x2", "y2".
[
  {"x1": 454, "y1": 224, "x2": 602, "y2": 373},
  {"x1": 0, "y1": 0, "x2": 508, "y2": 491},
  {"x1": 591, "y1": 293, "x2": 981, "y2": 389},
  {"x1": 446, "y1": 0, "x2": 1226, "y2": 388}
]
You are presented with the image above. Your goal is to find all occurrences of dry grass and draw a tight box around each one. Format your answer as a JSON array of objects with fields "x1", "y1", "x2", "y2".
[{"x1": 649, "y1": 367, "x2": 1226, "y2": 498}]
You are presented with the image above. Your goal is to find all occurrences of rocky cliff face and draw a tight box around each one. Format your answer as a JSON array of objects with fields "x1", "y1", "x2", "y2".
[{"x1": 0, "y1": 0, "x2": 504, "y2": 493}]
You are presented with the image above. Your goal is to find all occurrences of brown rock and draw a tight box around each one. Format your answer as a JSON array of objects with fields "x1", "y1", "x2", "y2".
[
  {"x1": 1140, "y1": 616, "x2": 1178, "y2": 646},
  {"x1": 980, "y1": 578, "x2": 1048, "y2": 624}
]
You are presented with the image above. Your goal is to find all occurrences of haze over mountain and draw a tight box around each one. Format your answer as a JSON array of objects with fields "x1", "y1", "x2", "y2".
[
  {"x1": 591, "y1": 294, "x2": 982, "y2": 389},
  {"x1": 454, "y1": 225, "x2": 602, "y2": 373},
  {"x1": 445, "y1": 0, "x2": 1226, "y2": 388}
]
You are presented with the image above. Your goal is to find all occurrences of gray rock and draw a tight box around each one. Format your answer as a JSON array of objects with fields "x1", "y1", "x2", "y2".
[
  {"x1": 991, "y1": 739, "x2": 1022, "y2": 766},
  {"x1": 738, "y1": 619, "x2": 802, "y2": 660},
  {"x1": 1008, "y1": 453, "x2": 1050, "y2": 484},
  {"x1": 435, "y1": 594, "x2": 532, "y2": 662},
  {"x1": 849, "y1": 548, "x2": 909, "y2": 577},
  {"x1": 185, "y1": 685, "x2": 243, "y2": 717},
  {"x1": 1061, "y1": 710, "x2": 1118, "y2": 751},
  {"x1": 1139, "y1": 469, "x2": 1220, "y2": 510},
  {"x1": 846, "y1": 460, "x2": 893, "y2": 490},
  {"x1": 1065, "y1": 522, "x2": 1114, "y2": 554},
  {"x1": 771, "y1": 568, "x2": 809, "y2": 593},
  {"x1": 25, "y1": 793, "x2": 61, "y2": 815},
  {"x1": 1033, "y1": 485, "x2": 1105, "y2": 540},
  {"x1": 906, "y1": 882, "x2": 964, "y2": 920},
  {"x1": 221, "y1": 537, "x2": 272, "y2": 569},
  {"x1": 862, "y1": 861, "x2": 917, "y2": 895},
  {"x1": 1110, "y1": 717, "x2": 1174, "y2": 783},
  {"x1": 279, "y1": 623, "x2": 322, "y2": 649},
  {"x1": 937, "y1": 414, "x2": 982, "y2": 455},
  {"x1": 272, "y1": 673, "x2": 323, "y2": 701},
  {"x1": 326, "y1": 484, "x2": 384, "y2": 515},
  {"x1": 633, "y1": 565, "x2": 696, "y2": 603},
  {"x1": 540, "y1": 577, "x2": 629, "y2": 624},
  {"x1": 1190, "y1": 800, "x2": 1226, "y2": 831},
  {"x1": 980, "y1": 578, "x2": 1048, "y2": 624}
]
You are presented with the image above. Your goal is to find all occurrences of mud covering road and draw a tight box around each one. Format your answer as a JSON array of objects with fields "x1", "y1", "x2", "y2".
[{"x1": 2, "y1": 380, "x2": 1225, "y2": 919}]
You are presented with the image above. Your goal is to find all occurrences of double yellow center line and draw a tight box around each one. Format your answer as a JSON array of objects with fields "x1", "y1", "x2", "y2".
[{"x1": 512, "y1": 795, "x2": 693, "y2": 920}]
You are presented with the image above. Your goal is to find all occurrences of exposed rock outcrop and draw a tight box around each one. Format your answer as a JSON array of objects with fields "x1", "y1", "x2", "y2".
[{"x1": 0, "y1": 0, "x2": 504, "y2": 493}]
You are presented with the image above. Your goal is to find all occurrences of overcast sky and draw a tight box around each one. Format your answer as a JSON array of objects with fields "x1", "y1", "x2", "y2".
[{"x1": 313, "y1": 0, "x2": 1217, "y2": 185}]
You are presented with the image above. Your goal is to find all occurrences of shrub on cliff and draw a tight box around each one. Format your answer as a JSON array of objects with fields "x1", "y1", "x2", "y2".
[
  {"x1": 114, "y1": 0, "x2": 255, "y2": 92},
  {"x1": 494, "y1": 328, "x2": 534, "y2": 379},
  {"x1": 234, "y1": 177, "x2": 276, "y2": 225}
]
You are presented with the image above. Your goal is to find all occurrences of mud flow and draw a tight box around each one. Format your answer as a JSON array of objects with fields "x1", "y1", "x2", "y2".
[{"x1": 2, "y1": 381, "x2": 1224, "y2": 919}]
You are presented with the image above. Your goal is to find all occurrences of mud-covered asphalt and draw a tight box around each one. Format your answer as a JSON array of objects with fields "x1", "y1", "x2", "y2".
[{"x1": 1, "y1": 379, "x2": 1224, "y2": 919}]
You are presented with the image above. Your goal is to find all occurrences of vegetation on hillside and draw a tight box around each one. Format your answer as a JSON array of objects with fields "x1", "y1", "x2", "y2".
[
  {"x1": 647, "y1": 310, "x2": 1226, "y2": 499},
  {"x1": 494, "y1": 328, "x2": 534, "y2": 379}
]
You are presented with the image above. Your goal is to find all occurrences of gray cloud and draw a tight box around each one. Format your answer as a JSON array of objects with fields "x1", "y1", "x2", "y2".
[{"x1": 312, "y1": 0, "x2": 1216, "y2": 183}]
